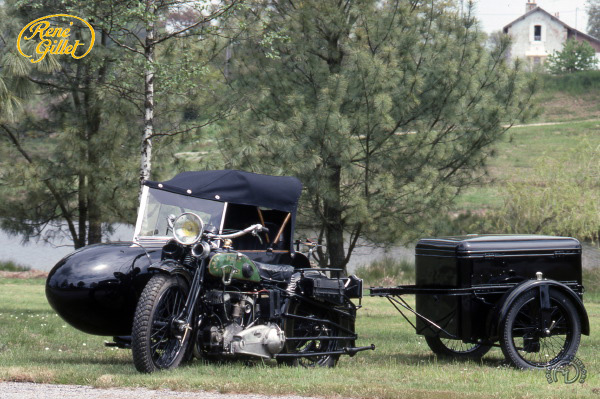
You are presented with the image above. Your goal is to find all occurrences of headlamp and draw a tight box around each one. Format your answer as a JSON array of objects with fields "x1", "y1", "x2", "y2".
[{"x1": 173, "y1": 212, "x2": 204, "y2": 245}]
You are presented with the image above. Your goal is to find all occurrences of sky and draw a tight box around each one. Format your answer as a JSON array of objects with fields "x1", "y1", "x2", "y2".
[{"x1": 472, "y1": 0, "x2": 591, "y2": 34}]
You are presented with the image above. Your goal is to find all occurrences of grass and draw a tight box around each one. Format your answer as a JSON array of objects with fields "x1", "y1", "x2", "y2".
[
  {"x1": 453, "y1": 119, "x2": 600, "y2": 212},
  {"x1": 0, "y1": 277, "x2": 599, "y2": 398}
]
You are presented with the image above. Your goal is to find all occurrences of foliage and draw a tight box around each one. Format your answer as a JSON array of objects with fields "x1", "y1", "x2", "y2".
[
  {"x1": 71, "y1": 0, "x2": 242, "y2": 187},
  {"x1": 355, "y1": 257, "x2": 414, "y2": 287},
  {"x1": 222, "y1": 0, "x2": 537, "y2": 272},
  {"x1": 588, "y1": 0, "x2": 600, "y2": 40},
  {"x1": 0, "y1": 1, "x2": 141, "y2": 247},
  {"x1": 546, "y1": 39, "x2": 598, "y2": 74},
  {"x1": 540, "y1": 70, "x2": 600, "y2": 94},
  {"x1": 492, "y1": 140, "x2": 600, "y2": 242},
  {"x1": 0, "y1": 0, "x2": 234, "y2": 247}
]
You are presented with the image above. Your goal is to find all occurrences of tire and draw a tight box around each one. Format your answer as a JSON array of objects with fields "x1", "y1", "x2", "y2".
[
  {"x1": 425, "y1": 335, "x2": 491, "y2": 360},
  {"x1": 279, "y1": 299, "x2": 347, "y2": 368},
  {"x1": 132, "y1": 274, "x2": 191, "y2": 373},
  {"x1": 500, "y1": 288, "x2": 581, "y2": 369}
]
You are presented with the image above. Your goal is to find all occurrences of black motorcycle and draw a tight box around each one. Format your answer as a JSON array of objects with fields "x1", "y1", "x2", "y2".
[{"x1": 46, "y1": 170, "x2": 372, "y2": 372}]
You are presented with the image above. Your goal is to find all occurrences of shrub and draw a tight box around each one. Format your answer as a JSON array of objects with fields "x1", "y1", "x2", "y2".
[{"x1": 355, "y1": 257, "x2": 415, "y2": 287}]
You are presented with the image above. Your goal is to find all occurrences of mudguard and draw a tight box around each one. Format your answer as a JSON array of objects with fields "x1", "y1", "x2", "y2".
[
  {"x1": 488, "y1": 279, "x2": 590, "y2": 340},
  {"x1": 148, "y1": 260, "x2": 193, "y2": 284}
]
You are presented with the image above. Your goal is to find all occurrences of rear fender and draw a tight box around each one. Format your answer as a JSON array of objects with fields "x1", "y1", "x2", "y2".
[{"x1": 488, "y1": 279, "x2": 589, "y2": 340}]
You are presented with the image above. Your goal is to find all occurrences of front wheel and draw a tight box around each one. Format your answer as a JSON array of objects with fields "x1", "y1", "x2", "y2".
[
  {"x1": 425, "y1": 336, "x2": 491, "y2": 360},
  {"x1": 132, "y1": 274, "x2": 191, "y2": 373},
  {"x1": 500, "y1": 288, "x2": 581, "y2": 369}
]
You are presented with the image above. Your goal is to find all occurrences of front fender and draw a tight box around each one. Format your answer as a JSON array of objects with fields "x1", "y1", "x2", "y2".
[
  {"x1": 488, "y1": 280, "x2": 590, "y2": 340},
  {"x1": 148, "y1": 260, "x2": 193, "y2": 285}
]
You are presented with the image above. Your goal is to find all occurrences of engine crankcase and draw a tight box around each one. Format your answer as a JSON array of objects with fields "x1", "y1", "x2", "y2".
[{"x1": 230, "y1": 324, "x2": 285, "y2": 358}]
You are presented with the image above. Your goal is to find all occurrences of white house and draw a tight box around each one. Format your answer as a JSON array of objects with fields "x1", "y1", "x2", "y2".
[{"x1": 503, "y1": 1, "x2": 600, "y2": 68}]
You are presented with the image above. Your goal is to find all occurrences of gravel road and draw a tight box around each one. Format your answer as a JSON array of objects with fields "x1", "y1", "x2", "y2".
[{"x1": 0, "y1": 382, "x2": 330, "y2": 399}]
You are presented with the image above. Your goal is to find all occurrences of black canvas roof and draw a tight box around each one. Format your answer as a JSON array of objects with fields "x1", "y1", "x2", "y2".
[{"x1": 144, "y1": 170, "x2": 302, "y2": 213}]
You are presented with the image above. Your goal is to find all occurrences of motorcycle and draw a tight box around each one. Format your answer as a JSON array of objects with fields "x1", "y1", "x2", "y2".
[{"x1": 46, "y1": 170, "x2": 372, "y2": 372}]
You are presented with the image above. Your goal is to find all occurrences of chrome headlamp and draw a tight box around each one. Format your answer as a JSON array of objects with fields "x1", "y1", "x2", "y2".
[{"x1": 172, "y1": 212, "x2": 204, "y2": 245}]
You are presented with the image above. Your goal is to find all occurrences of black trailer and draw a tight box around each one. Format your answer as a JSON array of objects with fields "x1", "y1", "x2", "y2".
[{"x1": 370, "y1": 235, "x2": 589, "y2": 369}]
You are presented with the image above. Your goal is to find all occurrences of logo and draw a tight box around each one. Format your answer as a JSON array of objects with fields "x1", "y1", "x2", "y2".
[
  {"x1": 546, "y1": 356, "x2": 587, "y2": 384},
  {"x1": 17, "y1": 14, "x2": 95, "y2": 63}
]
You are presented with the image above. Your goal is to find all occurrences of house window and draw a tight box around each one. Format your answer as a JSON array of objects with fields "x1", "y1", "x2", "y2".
[
  {"x1": 534, "y1": 25, "x2": 542, "y2": 41},
  {"x1": 533, "y1": 57, "x2": 541, "y2": 66}
]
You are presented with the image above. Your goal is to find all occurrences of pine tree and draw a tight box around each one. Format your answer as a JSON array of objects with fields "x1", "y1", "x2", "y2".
[
  {"x1": 222, "y1": 0, "x2": 536, "y2": 273},
  {"x1": 0, "y1": 1, "x2": 138, "y2": 248}
]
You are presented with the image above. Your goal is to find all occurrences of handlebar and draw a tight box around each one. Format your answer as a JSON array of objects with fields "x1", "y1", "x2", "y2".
[{"x1": 206, "y1": 224, "x2": 267, "y2": 240}]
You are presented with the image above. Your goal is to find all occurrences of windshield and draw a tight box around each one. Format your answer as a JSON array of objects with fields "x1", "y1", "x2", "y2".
[{"x1": 135, "y1": 187, "x2": 225, "y2": 239}]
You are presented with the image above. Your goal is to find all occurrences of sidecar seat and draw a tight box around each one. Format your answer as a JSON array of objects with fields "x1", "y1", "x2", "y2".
[{"x1": 255, "y1": 262, "x2": 295, "y2": 282}]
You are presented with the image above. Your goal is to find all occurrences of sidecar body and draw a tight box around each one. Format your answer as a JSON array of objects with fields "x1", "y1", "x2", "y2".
[{"x1": 46, "y1": 170, "x2": 309, "y2": 336}]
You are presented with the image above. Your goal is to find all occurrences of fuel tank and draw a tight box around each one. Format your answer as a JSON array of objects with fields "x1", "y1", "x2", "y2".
[{"x1": 46, "y1": 242, "x2": 161, "y2": 336}]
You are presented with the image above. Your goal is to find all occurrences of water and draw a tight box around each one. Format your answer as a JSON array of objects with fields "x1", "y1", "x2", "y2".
[
  {"x1": 0, "y1": 224, "x2": 135, "y2": 271},
  {"x1": 0, "y1": 224, "x2": 598, "y2": 272}
]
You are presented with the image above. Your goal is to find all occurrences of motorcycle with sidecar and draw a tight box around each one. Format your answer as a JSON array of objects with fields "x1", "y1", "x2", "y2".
[{"x1": 46, "y1": 170, "x2": 371, "y2": 372}]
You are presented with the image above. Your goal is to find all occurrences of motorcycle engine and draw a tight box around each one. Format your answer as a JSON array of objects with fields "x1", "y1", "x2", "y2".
[{"x1": 200, "y1": 290, "x2": 285, "y2": 358}]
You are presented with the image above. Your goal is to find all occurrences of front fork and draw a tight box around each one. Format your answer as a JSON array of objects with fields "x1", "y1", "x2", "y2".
[{"x1": 175, "y1": 259, "x2": 206, "y2": 342}]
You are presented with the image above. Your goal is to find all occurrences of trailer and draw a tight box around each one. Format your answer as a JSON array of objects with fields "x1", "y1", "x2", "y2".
[{"x1": 370, "y1": 235, "x2": 589, "y2": 369}]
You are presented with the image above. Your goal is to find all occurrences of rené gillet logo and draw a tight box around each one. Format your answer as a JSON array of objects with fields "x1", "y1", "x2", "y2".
[{"x1": 17, "y1": 14, "x2": 95, "y2": 63}]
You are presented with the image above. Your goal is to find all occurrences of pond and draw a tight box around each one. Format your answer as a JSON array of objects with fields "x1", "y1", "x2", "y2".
[{"x1": 0, "y1": 224, "x2": 597, "y2": 272}]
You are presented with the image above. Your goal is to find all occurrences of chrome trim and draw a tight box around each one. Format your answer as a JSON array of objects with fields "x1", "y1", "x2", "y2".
[{"x1": 133, "y1": 186, "x2": 150, "y2": 241}]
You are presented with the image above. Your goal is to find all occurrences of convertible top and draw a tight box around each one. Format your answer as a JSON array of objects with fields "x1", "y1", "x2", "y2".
[{"x1": 144, "y1": 170, "x2": 302, "y2": 213}]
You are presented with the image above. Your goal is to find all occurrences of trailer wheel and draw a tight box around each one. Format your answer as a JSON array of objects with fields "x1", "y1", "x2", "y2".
[
  {"x1": 500, "y1": 288, "x2": 581, "y2": 369},
  {"x1": 425, "y1": 336, "x2": 491, "y2": 360}
]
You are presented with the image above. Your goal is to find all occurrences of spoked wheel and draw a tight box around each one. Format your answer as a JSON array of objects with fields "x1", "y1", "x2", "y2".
[
  {"x1": 279, "y1": 299, "x2": 346, "y2": 368},
  {"x1": 132, "y1": 274, "x2": 191, "y2": 373},
  {"x1": 500, "y1": 289, "x2": 581, "y2": 369},
  {"x1": 425, "y1": 336, "x2": 491, "y2": 360}
]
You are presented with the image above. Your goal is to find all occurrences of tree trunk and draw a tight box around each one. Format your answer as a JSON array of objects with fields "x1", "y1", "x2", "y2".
[
  {"x1": 139, "y1": 18, "x2": 155, "y2": 197},
  {"x1": 323, "y1": 165, "x2": 347, "y2": 274},
  {"x1": 76, "y1": 173, "x2": 87, "y2": 249}
]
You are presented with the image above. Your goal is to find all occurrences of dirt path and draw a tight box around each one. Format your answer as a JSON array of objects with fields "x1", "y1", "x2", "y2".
[
  {"x1": 0, "y1": 381, "x2": 333, "y2": 399},
  {"x1": 509, "y1": 118, "x2": 600, "y2": 128}
]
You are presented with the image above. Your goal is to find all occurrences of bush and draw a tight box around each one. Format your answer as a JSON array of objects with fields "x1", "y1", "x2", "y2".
[
  {"x1": 0, "y1": 260, "x2": 30, "y2": 272},
  {"x1": 540, "y1": 70, "x2": 600, "y2": 95},
  {"x1": 492, "y1": 140, "x2": 599, "y2": 242},
  {"x1": 546, "y1": 39, "x2": 597, "y2": 74},
  {"x1": 355, "y1": 257, "x2": 415, "y2": 287}
]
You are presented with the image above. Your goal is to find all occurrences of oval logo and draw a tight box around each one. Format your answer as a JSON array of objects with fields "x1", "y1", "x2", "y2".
[{"x1": 17, "y1": 14, "x2": 95, "y2": 64}]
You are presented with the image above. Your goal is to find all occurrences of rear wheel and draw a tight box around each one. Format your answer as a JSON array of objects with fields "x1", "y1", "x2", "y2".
[
  {"x1": 132, "y1": 274, "x2": 191, "y2": 373},
  {"x1": 500, "y1": 289, "x2": 581, "y2": 369},
  {"x1": 425, "y1": 336, "x2": 491, "y2": 360},
  {"x1": 279, "y1": 299, "x2": 347, "y2": 368}
]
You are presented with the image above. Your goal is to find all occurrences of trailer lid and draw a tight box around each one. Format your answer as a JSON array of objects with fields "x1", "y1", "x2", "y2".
[{"x1": 416, "y1": 235, "x2": 581, "y2": 255}]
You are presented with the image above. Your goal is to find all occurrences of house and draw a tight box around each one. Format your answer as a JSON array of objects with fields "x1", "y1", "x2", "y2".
[{"x1": 503, "y1": 1, "x2": 600, "y2": 68}]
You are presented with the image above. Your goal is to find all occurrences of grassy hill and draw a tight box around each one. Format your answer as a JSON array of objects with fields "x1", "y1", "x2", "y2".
[{"x1": 450, "y1": 72, "x2": 600, "y2": 242}]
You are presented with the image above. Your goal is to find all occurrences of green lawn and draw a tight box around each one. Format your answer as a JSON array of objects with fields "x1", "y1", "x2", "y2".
[
  {"x1": 0, "y1": 277, "x2": 598, "y2": 398},
  {"x1": 454, "y1": 119, "x2": 600, "y2": 212}
]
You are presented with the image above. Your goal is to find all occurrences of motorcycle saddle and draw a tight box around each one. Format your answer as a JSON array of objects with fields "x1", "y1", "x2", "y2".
[{"x1": 255, "y1": 262, "x2": 295, "y2": 282}]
